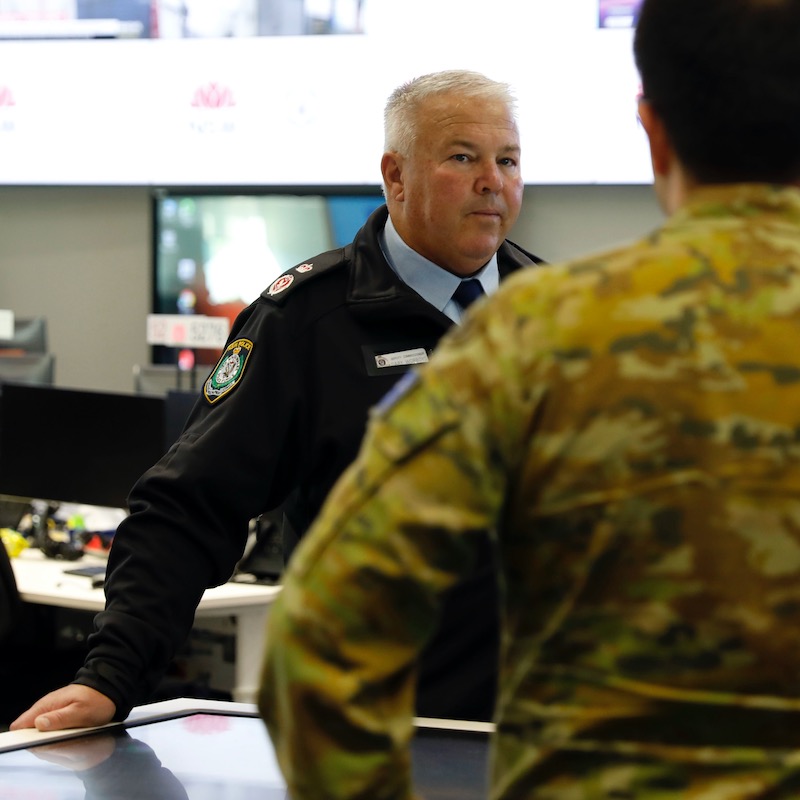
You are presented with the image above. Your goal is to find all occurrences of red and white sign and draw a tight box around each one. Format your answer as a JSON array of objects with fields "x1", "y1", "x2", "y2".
[{"x1": 146, "y1": 314, "x2": 230, "y2": 348}]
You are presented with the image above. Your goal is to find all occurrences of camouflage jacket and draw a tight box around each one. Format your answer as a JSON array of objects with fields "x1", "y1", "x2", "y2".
[{"x1": 260, "y1": 184, "x2": 800, "y2": 799}]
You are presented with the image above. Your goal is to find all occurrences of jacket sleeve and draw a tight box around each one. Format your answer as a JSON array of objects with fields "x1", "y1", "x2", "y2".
[
  {"x1": 258, "y1": 301, "x2": 528, "y2": 799},
  {"x1": 74, "y1": 298, "x2": 309, "y2": 718}
]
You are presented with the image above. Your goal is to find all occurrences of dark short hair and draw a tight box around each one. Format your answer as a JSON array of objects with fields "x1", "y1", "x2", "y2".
[{"x1": 634, "y1": 0, "x2": 800, "y2": 184}]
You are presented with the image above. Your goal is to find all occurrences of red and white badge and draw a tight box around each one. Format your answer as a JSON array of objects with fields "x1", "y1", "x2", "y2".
[
  {"x1": 268, "y1": 274, "x2": 294, "y2": 295},
  {"x1": 296, "y1": 263, "x2": 313, "y2": 273}
]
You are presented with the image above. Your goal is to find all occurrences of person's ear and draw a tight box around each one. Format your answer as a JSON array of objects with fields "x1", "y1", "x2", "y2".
[
  {"x1": 637, "y1": 97, "x2": 673, "y2": 178},
  {"x1": 381, "y1": 152, "x2": 405, "y2": 202}
]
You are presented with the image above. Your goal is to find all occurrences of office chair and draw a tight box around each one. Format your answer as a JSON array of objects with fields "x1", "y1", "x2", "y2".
[
  {"x1": 0, "y1": 542, "x2": 86, "y2": 728},
  {"x1": 0, "y1": 541, "x2": 21, "y2": 643}
]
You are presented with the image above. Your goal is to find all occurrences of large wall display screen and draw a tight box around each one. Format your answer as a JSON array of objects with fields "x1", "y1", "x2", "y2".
[{"x1": 0, "y1": 0, "x2": 647, "y2": 186}]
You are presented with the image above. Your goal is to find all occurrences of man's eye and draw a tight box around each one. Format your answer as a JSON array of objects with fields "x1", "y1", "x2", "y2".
[
  {"x1": 451, "y1": 154, "x2": 470, "y2": 162},
  {"x1": 499, "y1": 157, "x2": 518, "y2": 167}
]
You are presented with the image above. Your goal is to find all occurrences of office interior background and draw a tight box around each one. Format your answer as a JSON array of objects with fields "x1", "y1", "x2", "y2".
[
  {"x1": 0, "y1": 0, "x2": 663, "y2": 747},
  {"x1": 0, "y1": 185, "x2": 661, "y2": 393},
  {"x1": 0, "y1": 0, "x2": 659, "y2": 393}
]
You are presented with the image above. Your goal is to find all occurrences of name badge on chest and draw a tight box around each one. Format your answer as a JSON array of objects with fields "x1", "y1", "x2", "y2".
[{"x1": 362, "y1": 343, "x2": 434, "y2": 377}]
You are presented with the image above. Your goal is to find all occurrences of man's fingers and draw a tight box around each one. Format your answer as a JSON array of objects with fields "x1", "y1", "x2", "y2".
[{"x1": 10, "y1": 686, "x2": 116, "y2": 731}]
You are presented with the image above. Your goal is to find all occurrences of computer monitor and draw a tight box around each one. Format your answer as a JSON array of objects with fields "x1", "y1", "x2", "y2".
[
  {"x1": 0, "y1": 317, "x2": 48, "y2": 355},
  {"x1": 0, "y1": 353, "x2": 55, "y2": 389},
  {"x1": 164, "y1": 390, "x2": 199, "y2": 450},
  {"x1": 133, "y1": 363, "x2": 206, "y2": 396},
  {"x1": 0, "y1": 384, "x2": 165, "y2": 510}
]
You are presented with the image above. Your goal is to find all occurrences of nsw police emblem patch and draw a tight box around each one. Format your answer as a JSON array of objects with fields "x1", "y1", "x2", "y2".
[{"x1": 204, "y1": 338, "x2": 254, "y2": 404}]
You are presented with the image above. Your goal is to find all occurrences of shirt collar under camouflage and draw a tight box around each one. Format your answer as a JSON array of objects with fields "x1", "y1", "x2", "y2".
[{"x1": 675, "y1": 183, "x2": 800, "y2": 226}]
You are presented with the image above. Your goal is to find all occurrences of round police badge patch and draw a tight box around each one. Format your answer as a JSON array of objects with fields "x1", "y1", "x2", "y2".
[{"x1": 204, "y1": 338, "x2": 254, "y2": 404}]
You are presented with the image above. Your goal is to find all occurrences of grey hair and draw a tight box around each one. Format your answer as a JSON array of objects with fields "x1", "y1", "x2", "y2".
[{"x1": 383, "y1": 69, "x2": 518, "y2": 156}]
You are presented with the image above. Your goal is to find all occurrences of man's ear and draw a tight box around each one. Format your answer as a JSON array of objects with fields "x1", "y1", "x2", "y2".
[
  {"x1": 637, "y1": 98, "x2": 673, "y2": 178},
  {"x1": 381, "y1": 152, "x2": 405, "y2": 202}
]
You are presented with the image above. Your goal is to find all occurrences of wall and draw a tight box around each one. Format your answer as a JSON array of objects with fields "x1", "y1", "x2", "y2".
[
  {"x1": 0, "y1": 187, "x2": 151, "y2": 392},
  {"x1": 0, "y1": 184, "x2": 663, "y2": 393}
]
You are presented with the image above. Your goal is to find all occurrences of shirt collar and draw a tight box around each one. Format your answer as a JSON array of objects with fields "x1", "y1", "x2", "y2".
[
  {"x1": 675, "y1": 183, "x2": 800, "y2": 225},
  {"x1": 379, "y1": 215, "x2": 499, "y2": 314}
]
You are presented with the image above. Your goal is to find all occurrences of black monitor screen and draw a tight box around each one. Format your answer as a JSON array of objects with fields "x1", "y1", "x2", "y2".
[
  {"x1": 152, "y1": 188, "x2": 385, "y2": 366},
  {"x1": 0, "y1": 384, "x2": 166, "y2": 510}
]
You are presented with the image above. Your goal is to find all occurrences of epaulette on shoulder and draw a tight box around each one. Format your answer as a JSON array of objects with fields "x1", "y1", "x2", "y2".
[
  {"x1": 505, "y1": 238, "x2": 546, "y2": 266},
  {"x1": 260, "y1": 248, "x2": 348, "y2": 306}
]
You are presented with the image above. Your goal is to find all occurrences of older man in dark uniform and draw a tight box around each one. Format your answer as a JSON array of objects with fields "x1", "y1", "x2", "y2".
[{"x1": 12, "y1": 69, "x2": 542, "y2": 732}]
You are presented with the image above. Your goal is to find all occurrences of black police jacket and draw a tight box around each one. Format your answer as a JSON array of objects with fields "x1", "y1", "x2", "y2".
[{"x1": 76, "y1": 205, "x2": 543, "y2": 721}]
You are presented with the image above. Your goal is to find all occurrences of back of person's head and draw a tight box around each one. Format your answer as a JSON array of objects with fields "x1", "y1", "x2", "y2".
[
  {"x1": 383, "y1": 69, "x2": 517, "y2": 157},
  {"x1": 634, "y1": 0, "x2": 800, "y2": 184}
]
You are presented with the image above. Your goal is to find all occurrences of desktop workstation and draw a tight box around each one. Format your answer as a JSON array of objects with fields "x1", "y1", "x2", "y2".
[
  {"x1": 0, "y1": 316, "x2": 55, "y2": 390},
  {"x1": 0, "y1": 382, "x2": 282, "y2": 722},
  {"x1": 0, "y1": 381, "x2": 490, "y2": 796},
  {"x1": 9, "y1": 548, "x2": 280, "y2": 704}
]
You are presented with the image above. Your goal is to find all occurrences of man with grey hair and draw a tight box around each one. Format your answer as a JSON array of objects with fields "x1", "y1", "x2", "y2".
[{"x1": 12, "y1": 69, "x2": 543, "y2": 732}]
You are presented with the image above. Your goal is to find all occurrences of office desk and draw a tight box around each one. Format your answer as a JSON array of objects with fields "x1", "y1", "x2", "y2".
[{"x1": 11, "y1": 549, "x2": 281, "y2": 703}]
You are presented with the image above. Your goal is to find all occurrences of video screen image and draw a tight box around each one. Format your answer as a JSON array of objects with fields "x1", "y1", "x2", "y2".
[
  {"x1": 598, "y1": 0, "x2": 642, "y2": 28},
  {"x1": 153, "y1": 191, "x2": 385, "y2": 366},
  {"x1": 0, "y1": 711, "x2": 490, "y2": 799},
  {"x1": 0, "y1": 0, "x2": 367, "y2": 38}
]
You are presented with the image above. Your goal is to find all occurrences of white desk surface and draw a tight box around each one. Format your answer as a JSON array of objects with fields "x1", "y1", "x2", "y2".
[
  {"x1": 11, "y1": 547, "x2": 282, "y2": 703},
  {"x1": 11, "y1": 546, "x2": 281, "y2": 613}
]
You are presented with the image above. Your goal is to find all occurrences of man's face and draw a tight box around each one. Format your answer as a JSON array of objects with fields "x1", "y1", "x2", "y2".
[{"x1": 384, "y1": 92, "x2": 524, "y2": 277}]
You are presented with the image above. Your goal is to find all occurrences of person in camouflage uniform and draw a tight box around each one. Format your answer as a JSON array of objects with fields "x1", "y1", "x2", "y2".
[{"x1": 259, "y1": 0, "x2": 800, "y2": 797}]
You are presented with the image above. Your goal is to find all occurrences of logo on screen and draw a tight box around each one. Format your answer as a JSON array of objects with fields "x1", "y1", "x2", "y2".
[
  {"x1": 189, "y1": 82, "x2": 237, "y2": 135},
  {"x1": 191, "y1": 82, "x2": 236, "y2": 109},
  {"x1": 0, "y1": 85, "x2": 16, "y2": 133},
  {"x1": 0, "y1": 86, "x2": 15, "y2": 107}
]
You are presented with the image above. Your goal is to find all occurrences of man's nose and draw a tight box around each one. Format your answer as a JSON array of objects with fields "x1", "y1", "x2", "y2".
[{"x1": 476, "y1": 161, "x2": 503, "y2": 193}]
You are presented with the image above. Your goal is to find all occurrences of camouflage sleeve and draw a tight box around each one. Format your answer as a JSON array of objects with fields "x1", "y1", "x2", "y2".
[{"x1": 257, "y1": 290, "x2": 533, "y2": 799}]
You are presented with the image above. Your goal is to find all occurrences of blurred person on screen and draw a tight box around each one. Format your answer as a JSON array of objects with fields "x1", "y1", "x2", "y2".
[
  {"x1": 258, "y1": 1, "x2": 800, "y2": 797},
  {"x1": 11, "y1": 69, "x2": 543, "y2": 732}
]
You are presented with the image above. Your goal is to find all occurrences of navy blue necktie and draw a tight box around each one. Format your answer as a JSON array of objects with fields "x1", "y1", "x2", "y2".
[{"x1": 453, "y1": 278, "x2": 484, "y2": 311}]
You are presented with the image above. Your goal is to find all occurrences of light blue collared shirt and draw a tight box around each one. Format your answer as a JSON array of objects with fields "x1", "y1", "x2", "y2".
[{"x1": 378, "y1": 216, "x2": 499, "y2": 324}]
